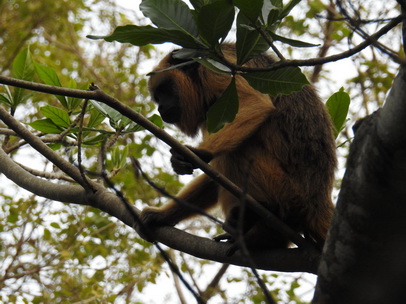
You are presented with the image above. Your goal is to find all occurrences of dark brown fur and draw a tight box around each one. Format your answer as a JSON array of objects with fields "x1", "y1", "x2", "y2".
[{"x1": 141, "y1": 44, "x2": 336, "y2": 250}]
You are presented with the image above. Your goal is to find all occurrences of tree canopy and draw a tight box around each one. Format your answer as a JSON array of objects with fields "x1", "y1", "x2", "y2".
[{"x1": 0, "y1": 0, "x2": 405, "y2": 303}]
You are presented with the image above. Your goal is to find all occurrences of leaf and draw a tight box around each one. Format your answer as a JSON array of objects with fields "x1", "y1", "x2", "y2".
[
  {"x1": 90, "y1": 100, "x2": 125, "y2": 130},
  {"x1": 0, "y1": 93, "x2": 11, "y2": 106},
  {"x1": 12, "y1": 47, "x2": 35, "y2": 107},
  {"x1": 12, "y1": 47, "x2": 35, "y2": 81},
  {"x1": 50, "y1": 222, "x2": 61, "y2": 229},
  {"x1": 111, "y1": 146, "x2": 129, "y2": 169},
  {"x1": 243, "y1": 67, "x2": 309, "y2": 96},
  {"x1": 140, "y1": 0, "x2": 198, "y2": 36},
  {"x1": 87, "y1": 25, "x2": 200, "y2": 48},
  {"x1": 148, "y1": 114, "x2": 164, "y2": 129},
  {"x1": 197, "y1": 0, "x2": 235, "y2": 45},
  {"x1": 40, "y1": 105, "x2": 71, "y2": 128},
  {"x1": 194, "y1": 58, "x2": 231, "y2": 74},
  {"x1": 326, "y1": 88, "x2": 351, "y2": 138},
  {"x1": 30, "y1": 118, "x2": 63, "y2": 134},
  {"x1": 124, "y1": 114, "x2": 164, "y2": 133},
  {"x1": 66, "y1": 78, "x2": 82, "y2": 111},
  {"x1": 262, "y1": 0, "x2": 281, "y2": 23},
  {"x1": 207, "y1": 78, "x2": 239, "y2": 133},
  {"x1": 236, "y1": 11, "x2": 269, "y2": 65},
  {"x1": 34, "y1": 63, "x2": 68, "y2": 108},
  {"x1": 234, "y1": 0, "x2": 263, "y2": 22},
  {"x1": 83, "y1": 134, "x2": 107, "y2": 146},
  {"x1": 269, "y1": 32, "x2": 319, "y2": 48},
  {"x1": 88, "y1": 107, "x2": 106, "y2": 128}
]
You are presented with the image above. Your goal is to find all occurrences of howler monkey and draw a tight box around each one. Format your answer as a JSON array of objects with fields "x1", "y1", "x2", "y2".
[{"x1": 140, "y1": 44, "x2": 337, "y2": 252}]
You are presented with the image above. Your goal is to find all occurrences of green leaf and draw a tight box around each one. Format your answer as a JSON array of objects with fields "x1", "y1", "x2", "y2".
[
  {"x1": 12, "y1": 47, "x2": 35, "y2": 81},
  {"x1": 12, "y1": 47, "x2": 35, "y2": 107},
  {"x1": 111, "y1": 146, "x2": 129, "y2": 169},
  {"x1": 87, "y1": 25, "x2": 200, "y2": 48},
  {"x1": 148, "y1": 114, "x2": 164, "y2": 129},
  {"x1": 236, "y1": 11, "x2": 269, "y2": 65},
  {"x1": 30, "y1": 118, "x2": 63, "y2": 134},
  {"x1": 326, "y1": 88, "x2": 350, "y2": 138},
  {"x1": 66, "y1": 78, "x2": 82, "y2": 111},
  {"x1": 88, "y1": 107, "x2": 106, "y2": 128},
  {"x1": 0, "y1": 93, "x2": 11, "y2": 106},
  {"x1": 197, "y1": 0, "x2": 235, "y2": 45},
  {"x1": 83, "y1": 134, "x2": 107, "y2": 146},
  {"x1": 90, "y1": 100, "x2": 125, "y2": 130},
  {"x1": 50, "y1": 222, "x2": 61, "y2": 229},
  {"x1": 124, "y1": 114, "x2": 164, "y2": 133},
  {"x1": 266, "y1": 9, "x2": 283, "y2": 27},
  {"x1": 140, "y1": 0, "x2": 198, "y2": 36},
  {"x1": 269, "y1": 32, "x2": 319, "y2": 47},
  {"x1": 194, "y1": 58, "x2": 231, "y2": 74},
  {"x1": 233, "y1": 0, "x2": 263, "y2": 22},
  {"x1": 207, "y1": 78, "x2": 239, "y2": 133},
  {"x1": 243, "y1": 67, "x2": 309, "y2": 96},
  {"x1": 262, "y1": 0, "x2": 281, "y2": 23},
  {"x1": 47, "y1": 143, "x2": 62, "y2": 150},
  {"x1": 40, "y1": 105, "x2": 71, "y2": 128},
  {"x1": 34, "y1": 63, "x2": 68, "y2": 108}
]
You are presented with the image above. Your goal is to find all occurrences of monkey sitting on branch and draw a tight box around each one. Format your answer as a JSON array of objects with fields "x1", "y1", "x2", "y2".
[{"x1": 140, "y1": 44, "x2": 337, "y2": 254}]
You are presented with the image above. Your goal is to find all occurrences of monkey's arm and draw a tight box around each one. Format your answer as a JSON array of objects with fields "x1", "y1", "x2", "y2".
[{"x1": 199, "y1": 89, "x2": 274, "y2": 156}]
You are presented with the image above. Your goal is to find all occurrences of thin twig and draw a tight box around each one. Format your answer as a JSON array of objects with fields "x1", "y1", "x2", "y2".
[{"x1": 77, "y1": 99, "x2": 95, "y2": 191}]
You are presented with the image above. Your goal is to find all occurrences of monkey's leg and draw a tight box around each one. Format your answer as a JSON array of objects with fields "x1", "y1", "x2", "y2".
[
  {"x1": 213, "y1": 206, "x2": 259, "y2": 255},
  {"x1": 140, "y1": 174, "x2": 219, "y2": 227}
]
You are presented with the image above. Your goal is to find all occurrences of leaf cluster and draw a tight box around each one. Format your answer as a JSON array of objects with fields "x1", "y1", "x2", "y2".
[{"x1": 87, "y1": 0, "x2": 350, "y2": 134}]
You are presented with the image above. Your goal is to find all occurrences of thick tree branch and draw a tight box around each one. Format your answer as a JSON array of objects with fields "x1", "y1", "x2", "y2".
[
  {"x1": 0, "y1": 147, "x2": 85, "y2": 203},
  {"x1": 314, "y1": 65, "x2": 406, "y2": 302},
  {"x1": 0, "y1": 145, "x2": 320, "y2": 273}
]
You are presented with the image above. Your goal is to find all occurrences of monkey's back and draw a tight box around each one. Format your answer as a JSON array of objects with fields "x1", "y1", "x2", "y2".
[{"x1": 213, "y1": 84, "x2": 336, "y2": 240}]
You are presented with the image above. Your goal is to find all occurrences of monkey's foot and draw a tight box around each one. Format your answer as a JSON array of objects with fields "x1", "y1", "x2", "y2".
[{"x1": 138, "y1": 208, "x2": 175, "y2": 242}]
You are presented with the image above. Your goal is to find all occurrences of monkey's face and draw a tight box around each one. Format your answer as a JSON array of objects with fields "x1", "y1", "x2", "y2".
[{"x1": 151, "y1": 78, "x2": 182, "y2": 124}]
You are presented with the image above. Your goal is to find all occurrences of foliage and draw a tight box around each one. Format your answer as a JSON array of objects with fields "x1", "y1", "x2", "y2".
[
  {"x1": 88, "y1": 0, "x2": 319, "y2": 132},
  {"x1": 0, "y1": 0, "x2": 402, "y2": 303}
]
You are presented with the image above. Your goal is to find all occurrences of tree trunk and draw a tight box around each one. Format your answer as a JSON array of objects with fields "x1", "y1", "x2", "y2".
[{"x1": 314, "y1": 65, "x2": 406, "y2": 304}]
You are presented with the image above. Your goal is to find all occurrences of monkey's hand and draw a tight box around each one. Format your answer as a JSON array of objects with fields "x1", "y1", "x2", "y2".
[
  {"x1": 170, "y1": 146, "x2": 213, "y2": 175},
  {"x1": 138, "y1": 207, "x2": 177, "y2": 242}
]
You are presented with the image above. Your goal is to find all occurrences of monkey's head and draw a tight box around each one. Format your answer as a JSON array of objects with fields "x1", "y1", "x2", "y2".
[{"x1": 148, "y1": 48, "x2": 235, "y2": 137}]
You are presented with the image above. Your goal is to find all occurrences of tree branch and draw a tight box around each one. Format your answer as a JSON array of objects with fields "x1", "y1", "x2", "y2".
[
  {"x1": 231, "y1": 15, "x2": 403, "y2": 73},
  {"x1": 0, "y1": 147, "x2": 85, "y2": 203}
]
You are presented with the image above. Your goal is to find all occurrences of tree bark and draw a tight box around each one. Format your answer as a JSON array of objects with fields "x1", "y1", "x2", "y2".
[{"x1": 314, "y1": 65, "x2": 406, "y2": 303}]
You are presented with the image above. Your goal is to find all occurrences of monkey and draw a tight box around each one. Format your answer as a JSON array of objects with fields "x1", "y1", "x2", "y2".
[{"x1": 140, "y1": 43, "x2": 337, "y2": 254}]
